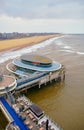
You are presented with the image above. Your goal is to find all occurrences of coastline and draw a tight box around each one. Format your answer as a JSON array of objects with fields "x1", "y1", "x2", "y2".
[{"x1": 0, "y1": 34, "x2": 62, "y2": 52}]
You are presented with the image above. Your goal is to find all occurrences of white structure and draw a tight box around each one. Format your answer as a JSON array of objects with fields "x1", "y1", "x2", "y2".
[{"x1": 0, "y1": 75, "x2": 16, "y2": 95}]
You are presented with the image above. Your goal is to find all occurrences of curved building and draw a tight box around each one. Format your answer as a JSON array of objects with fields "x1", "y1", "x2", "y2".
[
  {"x1": 0, "y1": 75, "x2": 16, "y2": 95},
  {"x1": 7, "y1": 54, "x2": 61, "y2": 77}
]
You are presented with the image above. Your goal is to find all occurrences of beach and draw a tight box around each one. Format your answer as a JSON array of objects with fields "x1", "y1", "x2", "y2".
[{"x1": 0, "y1": 34, "x2": 61, "y2": 52}]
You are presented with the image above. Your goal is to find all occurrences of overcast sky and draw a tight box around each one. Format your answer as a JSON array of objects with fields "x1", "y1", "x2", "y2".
[{"x1": 0, "y1": 0, "x2": 84, "y2": 33}]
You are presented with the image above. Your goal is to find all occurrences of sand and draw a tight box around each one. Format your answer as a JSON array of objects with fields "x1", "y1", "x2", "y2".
[{"x1": 0, "y1": 34, "x2": 60, "y2": 52}]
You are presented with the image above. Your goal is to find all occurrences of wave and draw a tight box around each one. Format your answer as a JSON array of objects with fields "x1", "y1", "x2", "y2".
[
  {"x1": 63, "y1": 46, "x2": 72, "y2": 49},
  {"x1": 55, "y1": 41, "x2": 64, "y2": 46},
  {"x1": 76, "y1": 51, "x2": 84, "y2": 55},
  {"x1": 59, "y1": 49, "x2": 84, "y2": 56},
  {"x1": 59, "y1": 50, "x2": 75, "y2": 53}
]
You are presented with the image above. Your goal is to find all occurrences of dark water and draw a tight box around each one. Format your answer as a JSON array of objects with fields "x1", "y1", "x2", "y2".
[
  {"x1": 0, "y1": 35, "x2": 84, "y2": 130},
  {"x1": 26, "y1": 35, "x2": 84, "y2": 130},
  {"x1": 0, "y1": 110, "x2": 8, "y2": 130}
]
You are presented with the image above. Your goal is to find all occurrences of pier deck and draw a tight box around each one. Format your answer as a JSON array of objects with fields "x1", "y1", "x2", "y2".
[
  {"x1": 16, "y1": 69, "x2": 64, "y2": 91},
  {"x1": 0, "y1": 96, "x2": 63, "y2": 130},
  {"x1": 0, "y1": 97, "x2": 29, "y2": 130}
]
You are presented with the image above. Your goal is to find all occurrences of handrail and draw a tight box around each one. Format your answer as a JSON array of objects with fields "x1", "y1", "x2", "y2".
[{"x1": 0, "y1": 100, "x2": 13, "y2": 122}]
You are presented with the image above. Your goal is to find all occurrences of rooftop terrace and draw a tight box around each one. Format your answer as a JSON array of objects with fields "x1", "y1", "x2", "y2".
[{"x1": 0, "y1": 75, "x2": 15, "y2": 88}]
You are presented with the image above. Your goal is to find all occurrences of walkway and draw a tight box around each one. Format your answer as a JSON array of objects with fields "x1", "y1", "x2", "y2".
[{"x1": 0, "y1": 97, "x2": 30, "y2": 130}]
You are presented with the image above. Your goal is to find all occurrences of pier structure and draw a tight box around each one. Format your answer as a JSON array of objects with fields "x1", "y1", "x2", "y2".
[
  {"x1": 7, "y1": 54, "x2": 65, "y2": 91},
  {"x1": 0, "y1": 97, "x2": 29, "y2": 130},
  {"x1": 0, "y1": 54, "x2": 64, "y2": 130},
  {"x1": 0, "y1": 75, "x2": 16, "y2": 95},
  {"x1": 0, "y1": 75, "x2": 29, "y2": 130},
  {"x1": 0, "y1": 95, "x2": 63, "y2": 130}
]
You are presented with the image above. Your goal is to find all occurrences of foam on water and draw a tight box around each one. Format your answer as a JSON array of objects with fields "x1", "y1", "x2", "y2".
[
  {"x1": 59, "y1": 50, "x2": 75, "y2": 53},
  {"x1": 56, "y1": 41, "x2": 64, "y2": 46},
  {"x1": 63, "y1": 46, "x2": 72, "y2": 49},
  {"x1": 59, "y1": 49, "x2": 84, "y2": 55},
  {"x1": 76, "y1": 51, "x2": 84, "y2": 55},
  {"x1": 55, "y1": 37, "x2": 84, "y2": 56}
]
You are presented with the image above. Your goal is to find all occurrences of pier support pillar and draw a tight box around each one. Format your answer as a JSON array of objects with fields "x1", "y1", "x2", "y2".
[
  {"x1": 55, "y1": 78, "x2": 57, "y2": 81},
  {"x1": 39, "y1": 83, "x2": 41, "y2": 89},
  {"x1": 50, "y1": 80, "x2": 52, "y2": 83},
  {"x1": 63, "y1": 73, "x2": 65, "y2": 81},
  {"x1": 45, "y1": 82, "x2": 46, "y2": 85}
]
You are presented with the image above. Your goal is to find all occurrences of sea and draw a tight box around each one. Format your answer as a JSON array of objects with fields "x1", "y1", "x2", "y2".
[{"x1": 0, "y1": 34, "x2": 84, "y2": 130}]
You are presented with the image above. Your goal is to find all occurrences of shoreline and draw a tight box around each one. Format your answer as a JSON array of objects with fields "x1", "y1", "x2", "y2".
[{"x1": 0, "y1": 34, "x2": 62, "y2": 53}]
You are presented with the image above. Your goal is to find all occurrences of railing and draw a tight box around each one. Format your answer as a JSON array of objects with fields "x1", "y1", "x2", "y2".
[
  {"x1": 16, "y1": 72, "x2": 47, "y2": 87},
  {"x1": 6, "y1": 123, "x2": 20, "y2": 130},
  {"x1": 0, "y1": 100, "x2": 13, "y2": 123},
  {"x1": 45, "y1": 114, "x2": 63, "y2": 130}
]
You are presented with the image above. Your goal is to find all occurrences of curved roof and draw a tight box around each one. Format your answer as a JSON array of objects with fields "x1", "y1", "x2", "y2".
[
  {"x1": 13, "y1": 59, "x2": 61, "y2": 72},
  {"x1": 0, "y1": 75, "x2": 15, "y2": 88},
  {"x1": 21, "y1": 54, "x2": 52, "y2": 65}
]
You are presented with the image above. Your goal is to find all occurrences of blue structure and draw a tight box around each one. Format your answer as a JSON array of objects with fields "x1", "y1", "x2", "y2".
[
  {"x1": 16, "y1": 72, "x2": 47, "y2": 88},
  {"x1": 7, "y1": 54, "x2": 62, "y2": 77},
  {"x1": 0, "y1": 97, "x2": 29, "y2": 130},
  {"x1": 13, "y1": 59, "x2": 61, "y2": 72}
]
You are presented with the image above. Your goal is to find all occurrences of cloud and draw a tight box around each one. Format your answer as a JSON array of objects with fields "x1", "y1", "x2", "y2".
[
  {"x1": 0, "y1": 0, "x2": 84, "y2": 19},
  {"x1": 0, "y1": 15, "x2": 84, "y2": 33},
  {"x1": 0, "y1": 0, "x2": 84, "y2": 33}
]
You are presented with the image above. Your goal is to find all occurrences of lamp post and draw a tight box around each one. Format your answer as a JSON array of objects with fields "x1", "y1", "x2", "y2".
[{"x1": 46, "y1": 119, "x2": 49, "y2": 130}]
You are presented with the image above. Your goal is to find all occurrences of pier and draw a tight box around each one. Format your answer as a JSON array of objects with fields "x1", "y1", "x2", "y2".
[
  {"x1": 6, "y1": 54, "x2": 65, "y2": 92},
  {"x1": 0, "y1": 54, "x2": 65, "y2": 130},
  {"x1": 0, "y1": 97, "x2": 29, "y2": 130},
  {"x1": 0, "y1": 96, "x2": 63, "y2": 130},
  {"x1": 16, "y1": 67, "x2": 65, "y2": 92}
]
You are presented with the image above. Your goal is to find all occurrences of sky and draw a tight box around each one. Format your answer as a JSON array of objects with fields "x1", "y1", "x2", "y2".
[{"x1": 0, "y1": 0, "x2": 84, "y2": 34}]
